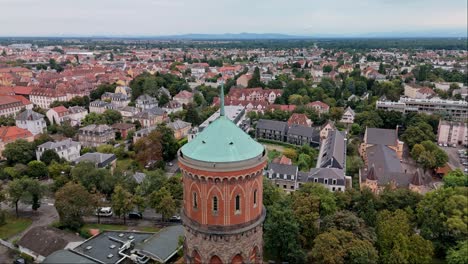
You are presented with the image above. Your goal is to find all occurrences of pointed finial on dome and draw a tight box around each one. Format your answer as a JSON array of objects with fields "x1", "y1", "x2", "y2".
[{"x1": 220, "y1": 82, "x2": 225, "y2": 117}]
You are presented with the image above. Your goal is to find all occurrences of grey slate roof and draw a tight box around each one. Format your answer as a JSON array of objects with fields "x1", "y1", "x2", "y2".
[
  {"x1": 79, "y1": 124, "x2": 113, "y2": 133},
  {"x1": 365, "y1": 128, "x2": 398, "y2": 146},
  {"x1": 134, "y1": 107, "x2": 166, "y2": 119},
  {"x1": 317, "y1": 130, "x2": 346, "y2": 169},
  {"x1": 68, "y1": 106, "x2": 87, "y2": 114},
  {"x1": 267, "y1": 162, "x2": 298, "y2": 176},
  {"x1": 133, "y1": 172, "x2": 146, "y2": 184},
  {"x1": 38, "y1": 138, "x2": 80, "y2": 150},
  {"x1": 257, "y1": 119, "x2": 288, "y2": 133},
  {"x1": 364, "y1": 144, "x2": 409, "y2": 187},
  {"x1": 75, "y1": 152, "x2": 116, "y2": 167},
  {"x1": 43, "y1": 250, "x2": 97, "y2": 264},
  {"x1": 168, "y1": 119, "x2": 191, "y2": 130},
  {"x1": 15, "y1": 109, "x2": 44, "y2": 121},
  {"x1": 287, "y1": 124, "x2": 316, "y2": 138},
  {"x1": 90, "y1": 100, "x2": 110, "y2": 107},
  {"x1": 134, "y1": 225, "x2": 184, "y2": 263}
]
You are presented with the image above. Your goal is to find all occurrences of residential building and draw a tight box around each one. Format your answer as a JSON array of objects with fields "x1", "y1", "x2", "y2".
[
  {"x1": 78, "y1": 124, "x2": 115, "y2": 147},
  {"x1": 0, "y1": 95, "x2": 26, "y2": 117},
  {"x1": 167, "y1": 119, "x2": 191, "y2": 140},
  {"x1": 307, "y1": 101, "x2": 330, "y2": 114},
  {"x1": 101, "y1": 92, "x2": 130, "y2": 108},
  {"x1": 111, "y1": 123, "x2": 136, "y2": 139},
  {"x1": 236, "y1": 74, "x2": 252, "y2": 88},
  {"x1": 404, "y1": 84, "x2": 436, "y2": 99},
  {"x1": 286, "y1": 124, "x2": 320, "y2": 147},
  {"x1": 114, "y1": 85, "x2": 132, "y2": 97},
  {"x1": 132, "y1": 107, "x2": 167, "y2": 128},
  {"x1": 437, "y1": 120, "x2": 468, "y2": 147},
  {"x1": 340, "y1": 107, "x2": 355, "y2": 124},
  {"x1": 266, "y1": 130, "x2": 351, "y2": 193},
  {"x1": 136, "y1": 94, "x2": 158, "y2": 110},
  {"x1": 15, "y1": 109, "x2": 46, "y2": 135},
  {"x1": 0, "y1": 126, "x2": 34, "y2": 159},
  {"x1": 30, "y1": 88, "x2": 67, "y2": 109},
  {"x1": 227, "y1": 87, "x2": 282, "y2": 104},
  {"x1": 256, "y1": 119, "x2": 288, "y2": 142},
  {"x1": 173, "y1": 90, "x2": 194, "y2": 105},
  {"x1": 36, "y1": 139, "x2": 81, "y2": 162},
  {"x1": 89, "y1": 100, "x2": 109, "y2": 114},
  {"x1": 376, "y1": 97, "x2": 468, "y2": 121},
  {"x1": 46, "y1": 106, "x2": 69, "y2": 125},
  {"x1": 75, "y1": 152, "x2": 117, "y2": 168},
  {"x1": 67, "y1": 106, "x2": 88, "y2": 126},
  {"x1": 320, "y1": 121, "x2": 335, "y2": 140},
  {"x1": 162, "y1": 100, "x2": 183, "y2": 114},
  {"x1": 287, "y1": 113, "x2": 312, "y2": 127}
]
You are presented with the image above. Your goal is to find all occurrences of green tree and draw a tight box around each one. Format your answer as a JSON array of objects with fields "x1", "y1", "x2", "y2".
[
  {"x1": 377, "y1": 209, "x2": 433, "y2": 263},
  {"x1": 7, "y1": 178, "x2": 26, "y2": 217},
  {"x1": 247, "y1": 67, "x2": 264, "y2": 88},
  {"x1": 55, "y1": 182, "x2": 97, "y2": 230},
  {"x1": 309, "y1": 229, "x2": 378, "y2": 264},
  {"x1": 264, "y1": 203, "x2": 306, "y2": 264},
  {"x1": 27, "y1": 160, "x2": 48, "y2": 179},
  {"x1": 263, "y1": 177, "x2": 283, "y2": 207},
  {"x1": 184, "y1": 103, "x2": 201, "y2": 125},
  {"x1": 446, "y1": 240, "x2": 468, "y2": 264},
  {"x1": 402, "y1": 122, "x2": 436, "y2": 149},
  {"x1": 40, "y1": 149, "x2": 61, "y2": 165},
  {"x1": 411, "y1": 141, "x2": 448, "y2": 170},
  {"x1": 111, "y1": 185, "x2": 134, "y2": 224},
  {"x1": 22, "y1": 178, "x2": 44, "y2": 211},
  {"x1": 3, "y1": 139, "x2": 35, "y2": 165},
  {"x1": 416, "y1": 187, "x2": 467, "y2": 256},
  {"x1": 102, "y1": 109, "x2": 123, "y2": 124},
  {"x1": 321, "y1": 210, "x2": 376, "y2": 243},
  {"x1": 150, "y1": 187, "x2": 176, "y2": 221},
  {"x1": 443, "y1": 169, "x2": 467, "y2": 187},
  {"x1": 156, "y1": 123, "x2": 179, "y2": 161}
]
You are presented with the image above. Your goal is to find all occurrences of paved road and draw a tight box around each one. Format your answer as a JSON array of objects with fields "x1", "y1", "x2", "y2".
[
  {"x1": 0, "y1": 197, "x2": 59, "y2": 243},
  {"x1": 0, "y1": 244, "x2": 15, "y2": 263},
  {"x1": 441, "y1": 146, "x2": 465, "y2": 169}
]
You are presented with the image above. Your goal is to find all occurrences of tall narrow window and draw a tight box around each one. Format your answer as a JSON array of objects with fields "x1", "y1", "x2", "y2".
[
  {"x1": 193, "y1": 192, "x2": 198, "y2": 209},
  {"x1": 253, "y1": 190, "x2": 257, "y2": 206},
  {"x1": 213, "y1": 196, "x2": 218, "y2": 212},
  {"x1": 235, "y1": 195, "x2": 241, "y2": 212}
]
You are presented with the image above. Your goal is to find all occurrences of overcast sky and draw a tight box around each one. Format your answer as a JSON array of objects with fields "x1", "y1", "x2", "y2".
[{"x1": 1, "y1": 0, "x2": 466, "y2": 36}]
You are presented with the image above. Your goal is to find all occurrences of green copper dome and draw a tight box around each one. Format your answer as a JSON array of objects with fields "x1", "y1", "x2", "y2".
[{"x1": 181, "y1": 116, "x2": 264, "y2": 163}]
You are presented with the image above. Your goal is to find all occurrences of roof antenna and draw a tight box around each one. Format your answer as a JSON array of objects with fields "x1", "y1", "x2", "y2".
[{"x1": 220, "y1": 82, "x2": 225, "y2": 117}]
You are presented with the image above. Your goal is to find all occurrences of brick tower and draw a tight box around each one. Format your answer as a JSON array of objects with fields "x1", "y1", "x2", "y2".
[{"x1": 178, "y1": 86, "x2": 267, "y2": 264}]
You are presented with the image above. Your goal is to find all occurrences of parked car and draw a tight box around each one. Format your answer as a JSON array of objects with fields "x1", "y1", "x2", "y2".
[
  {"x1": 169, "y1": 215, "x2": 181, "y2": 222},
  {"x1": 95, "y1": 207, "x2": 113, "y2": 217},
  {"x1": 128, "y1": 212, "x2": 143, "y2": 219}
]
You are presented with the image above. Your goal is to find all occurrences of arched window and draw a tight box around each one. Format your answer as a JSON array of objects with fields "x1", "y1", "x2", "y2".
[
  {"x1": 213, "y1": 196, "x2": 218, "y2": 212},
  {"x1": 253, "y1": 189, "x2": 257, "y2": 206},
  {"x1": 193, "y1": 192, "x2": 198, "y2": 209},
  {"x1": 235, "y1": 194, "x2": 241, "y2": 212}
]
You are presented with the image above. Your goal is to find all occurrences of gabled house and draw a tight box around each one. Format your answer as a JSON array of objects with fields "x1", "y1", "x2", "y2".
[
  {"x1": 46, "y1": 106, "x2": 69, "y2": 125},
  {"x1": 307, "y1": 101, "x2": 330, "y2": 115},
  {"x1": 173, "y1": 90, "x2": 194, "y2": 105},
  {"x1": 167, "y1": 119, "x2": 191, "y2": 140},
  {"x1": 340, "y1": 107, "x2": 355, "y2": 124},
  {"x1": 162, "y1": 100, "x2": 183, "y2": 114},
  {"x1": 112, "y1": 123, "x2": 136, "y2": 139},
  {"x1": 287, "y1": 113, "x2": 312, "y2": 127},
  {"x1": 15, "y1": 109, "x2": 47, "y2": 135}
]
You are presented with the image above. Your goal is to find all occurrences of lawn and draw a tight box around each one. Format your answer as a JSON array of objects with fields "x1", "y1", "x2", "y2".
[
  {"x1": 0, "y1": 215, "x2": 32, "y2": 240},
  {"x1": 80, "y1": 223, "x2": 160, "y2": 237}
]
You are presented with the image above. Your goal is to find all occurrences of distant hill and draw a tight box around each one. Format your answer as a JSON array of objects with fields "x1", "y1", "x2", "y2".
[{"x1": 147, "y1": 33, "x2": 312, "y2": 40}]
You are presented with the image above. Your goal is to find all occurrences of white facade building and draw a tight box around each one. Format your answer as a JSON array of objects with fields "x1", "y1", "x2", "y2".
[
  {"x1": 36, "y1": 139, "x2": 81, "y2": 162},
  {"x1": 15, "y1": 109, "x2": 47, "y2": 135}
]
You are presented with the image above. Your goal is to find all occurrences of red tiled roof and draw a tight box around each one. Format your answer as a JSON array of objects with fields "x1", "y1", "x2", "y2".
[
  {"x1": 13, "y1": 86, "x2": 33, "y2": 95},
  {"x1": 0, "y1": 126, "x2": 33, "y2": 142},
  {"x1": 0, "y1": 95, "x2": 21, "y2": 106},
  {"x1": 307, "y1": 101, "x2": 330, "y2": 110},
  {"x1": 51, "y1": 106, "x2": 68, "y2": 114},
  {"x1": 174, "y1": 90, "x2": 193, "y2": 99},
  {"x1": 11, "y1": 95, "x2": 32, "y2": 106}
]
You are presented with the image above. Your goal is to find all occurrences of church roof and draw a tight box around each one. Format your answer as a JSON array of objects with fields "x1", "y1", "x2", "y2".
[{"x1": 181, "y1": 85, "x2": 263, "y2": 163}]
